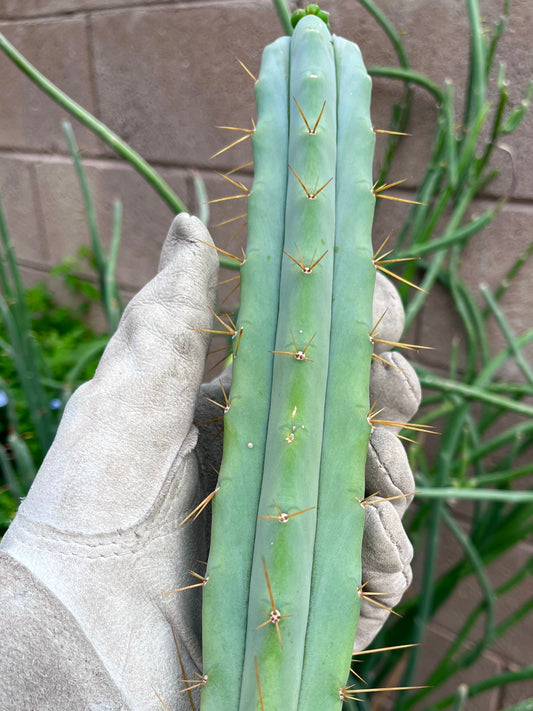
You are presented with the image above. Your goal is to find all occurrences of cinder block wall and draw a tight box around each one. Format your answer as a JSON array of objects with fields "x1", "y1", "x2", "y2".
[{"x1": 1, "y1": 1, "x2": 532, "y2": 707}]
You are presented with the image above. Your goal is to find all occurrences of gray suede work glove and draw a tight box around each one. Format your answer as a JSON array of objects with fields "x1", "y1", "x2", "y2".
[
  {"x1": 0, "y1": 216, "x2": 419, "y2": 710},
  {"x1": 354, "y1": 271, "x2": 420, "y2": 651},
  {"x1": 0, "y1": 214, "x2": 219, "y2": 711}
]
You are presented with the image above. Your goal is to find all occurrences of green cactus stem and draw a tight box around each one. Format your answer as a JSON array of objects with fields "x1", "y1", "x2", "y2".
[{"x1": 201, "y1": 12, "x2": 376, "y2": 711}]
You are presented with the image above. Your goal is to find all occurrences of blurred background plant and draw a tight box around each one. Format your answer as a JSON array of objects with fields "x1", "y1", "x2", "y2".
[
  {"x1": 0, "y1": 120, "x2": 121, "y2": 532},
  {"x1": 1, "y1": 0, "x2": 532, "y2": 708}
]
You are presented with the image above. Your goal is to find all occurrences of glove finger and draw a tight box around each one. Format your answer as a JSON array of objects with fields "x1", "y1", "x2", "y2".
[
  {"x1": 369, "y1": 351, "x2": 421, "y2": 428},
  {"x1": 22, "y1": 214, "x2": 219, "y2": 531},
  {"x1": 354, "y1": 503, "x2": 413, "y2": 651},
  {"x1": 372, "y1": 271, "x2": 405, "y2": 353},
  {"x1": 366, "y1": 427, "x2": 415, "y2": 517}
]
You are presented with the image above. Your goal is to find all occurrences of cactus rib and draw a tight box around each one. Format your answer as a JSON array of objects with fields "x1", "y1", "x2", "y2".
[{"x1": 201, "y1": 35, "x2": 291, "y2": 709}]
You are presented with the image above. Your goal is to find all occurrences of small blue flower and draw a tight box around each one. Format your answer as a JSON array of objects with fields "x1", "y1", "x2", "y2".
[
  {"x1": 49, "y1": 398, "x2": 62, "y2": 410},
  {"x1": 0, "y1": 390, "x2": 7, "y2": 407}
]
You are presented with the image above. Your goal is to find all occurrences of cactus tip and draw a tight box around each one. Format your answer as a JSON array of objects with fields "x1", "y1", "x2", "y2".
[{"x1": 291, "y1": 4, "x2": 330, "y2": 30}]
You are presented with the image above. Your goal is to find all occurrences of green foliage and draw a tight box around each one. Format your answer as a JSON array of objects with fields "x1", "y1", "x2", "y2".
[
  {"x1": 0, "y1": 122, "x2": 121, "y2": 534},
  {"x1": 0, "y1": 245, "x2": 109, "y2": 533},
  {"x1": 339, "y1": 1, "x2": 533, "y2": 708}
]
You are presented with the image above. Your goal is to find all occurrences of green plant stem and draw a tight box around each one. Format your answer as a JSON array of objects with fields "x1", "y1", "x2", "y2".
[
  {"x1": 441, "y1": 508, "x2": 495, "y2": 677},
  {"x1": 403, "y1": 250, "x2": 445, "y2": 328},
  {"x1": 501, "y1": 700, "x2": 533, "y2": 711},
  {"x1": 466, "y1": 420, "x2": 533, "y2": 464},
  {"x1": 355, "y1": 0, "x2": 408, "y2": 69},
  {"x1": 450, "y1": 597, "x2": 533, "y2": 688},
  {"x1": 442, "y1": 507, "x2": 494, "y2": 626},
  {"x1": 471, "y1": 464, "x2": 533, "y2": 487},
  {"x1": 416, "y1": 487, "x2": 533, "y2": 503},
  {"x1": 193, "y1": 171, "x2": 210, "y2": 225},
  {"x1": 478, "y1": 328, "x2": 533, "y2": 385},
  {"x1": 396, "y1": 132, "x2": 445, "y2": 252},
  {"x1": 406, "y1": 560, "x2": 533, "y2": 709},
  {"x1": 0, "y1": 199, "x2": 56, "y2": 454},
  {"x1": 0, "y1": 32, "x2": 187, "y2": 215},
  {"x1": 452, "y1": 685, "x2": 469, "y2": 711},
  {"x1": 417, "y1": 370, "x2": 533, "y2": 418},
  {"x1": 61, "y1": 122, "x2": 103, "y2": 270},
  {"x1": 434, "y1": 666, "x2": 533, "y2": 710},
  {"x1": 404, "y1": 176, "x2": 484, "y2": 329},
  {"x1": 367, "y1": 65, "x2": 443, "y2": 102},
  {"x1": 399, "y1": 409, "x2": 465, "y2": 698},
  {"x1": 416, "y1": 486, "x2": 533, "y2": 504},
  {"x1": 106, "y1": 200, "x2": 124, "y2": 332},
  {"x1": 443, "y1": 81, "x2": 459, "y2": 189},
  {"x1": 464, "y1": 0, "x2": 486, "y2": 127},
  {"x1": 493, "y1": 237, "x2": 533, "y2": 303},
  {"x1": 272, "y1": 0, "x2": 293, "y2": 35},
  {"x1": 481, "y1": 282, "x2": 533, "y2": 385},
  {"x1": 355, "y1": 0, "x2": 413, "y2": 189},
  {"x1": 486, "y1": 3, "x2": 510, "y2": 77},
  {"x1": 62, "y1": 121, "x2": 123, "y2": 332}
]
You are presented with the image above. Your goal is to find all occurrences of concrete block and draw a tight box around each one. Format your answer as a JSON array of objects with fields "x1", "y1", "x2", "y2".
[
  {"x1": 412, "y1": 626, "x2": 501, "y2": 711},
  {"x1": 400, "y1": 200, "x2": 533, "y2": 379},
  {"x1": 32, "y1": 154, "x2": 190, "y2": 289},
  {"x1": 488, "y1": 541, "x2": 533, "y2": 667},
  {"x1": 331, "y1": 0, "x2": 533, "y2": 199},
  {"x1": 0, "y1": 17, "x2": 98, "y2": 154},
  {"x1": 458, "y1": 202, "x2": 533, "y2": 381},
  {"x1": 416, "y1": 281, "x2": 467, "y2": 372},
  {"x1": 0, "y1": 0, "x2": 162, "y2": 20},
  {"x1": 489, "y1": 0, "x2": 533, "y2": 200},
  {"x1": 410, "y1": 517, "x2": 533, "y2": 668},
  {"x1": 501, "y1": 672, "x2": 533, "y2": 707},
  {"x1": 0, "y1": 154, "x2": 49, "y2": 263},
  {"x1": 90, "y1": 1, "x2": 280, "y2": 168}
]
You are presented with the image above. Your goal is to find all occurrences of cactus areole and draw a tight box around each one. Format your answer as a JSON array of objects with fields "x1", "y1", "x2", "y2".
[{"x1": 202, "y1": 9, "x2": 376, "y2": 710}]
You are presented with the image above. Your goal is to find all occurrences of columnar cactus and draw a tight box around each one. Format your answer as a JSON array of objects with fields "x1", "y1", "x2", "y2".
[{"x1": 201, "y1": 10, "x2": 396, "y2": 711}]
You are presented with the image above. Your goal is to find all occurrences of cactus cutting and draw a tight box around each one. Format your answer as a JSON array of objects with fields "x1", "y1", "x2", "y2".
[{"x1": 199, "y1": 7, "x2": 423, "y2": 709}]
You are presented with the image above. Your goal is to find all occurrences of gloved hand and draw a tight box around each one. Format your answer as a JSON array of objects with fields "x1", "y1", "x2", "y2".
[
  {"x1": 0, "y1": 214, "x2": 419, "y2": 710},
  {"x1": 356, "y1": 270, "x2": 420, "y2": 651}
]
